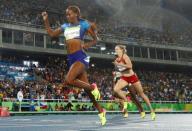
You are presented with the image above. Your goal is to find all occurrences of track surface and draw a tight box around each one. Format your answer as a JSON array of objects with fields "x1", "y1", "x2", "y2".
[{"x1": 0, "y1": 114, "x2": 191, "y2": 131}]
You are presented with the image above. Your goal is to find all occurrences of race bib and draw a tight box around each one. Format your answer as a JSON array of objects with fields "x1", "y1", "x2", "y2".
[{"x1": 64, "y1": 26, "x2": 80, "y2": 40}]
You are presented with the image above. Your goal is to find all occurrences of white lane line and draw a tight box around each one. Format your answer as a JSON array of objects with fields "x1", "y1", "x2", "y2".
[
  {"x1": 101, "y1": 126, "x2": 192, "y2": 130},
  {"x1": 12, "y1": 119, "x2": 32, "y2": 121},
  {"x1": 0, "y1": 124, "x2": 97, "y2": 128},
  {"x1": 60, "y1": 130, "x2": 78, "y2": 131},
  {"x1": 41, "y1": 119, "x2": 64, "y2": 123}
]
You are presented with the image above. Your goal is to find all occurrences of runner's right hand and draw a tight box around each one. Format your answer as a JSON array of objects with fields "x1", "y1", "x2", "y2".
[{"x1": 42, "y1": 11, "x2": 48, "y2": 20}]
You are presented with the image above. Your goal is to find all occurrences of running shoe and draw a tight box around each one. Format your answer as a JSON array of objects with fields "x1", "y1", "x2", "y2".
[
  {"x1": 140, "y1": 112, "x2": 146, "y2": 119},
  {"x1": 98, "y1": 110, "x2": 107, "y2": 126},
  {"x1": 151, "y1": 112, "x2": 156, "y2": 120},
  {"x1": 91, "y1": 83, "x2": 101, "y2": 100}
]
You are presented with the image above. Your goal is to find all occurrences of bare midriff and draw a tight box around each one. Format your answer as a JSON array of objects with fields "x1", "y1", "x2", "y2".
[
  {"x1": 121, "y1": 69, "x2": 135, "y2": 77},
  {"x1": 66, "y1": 39, "x2": 83, "y2": 54}
]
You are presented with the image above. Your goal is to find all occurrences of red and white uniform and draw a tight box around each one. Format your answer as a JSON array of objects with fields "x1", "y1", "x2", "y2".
[{"x1": 115, "y1": 57, "x2": 139, "y2": 84}]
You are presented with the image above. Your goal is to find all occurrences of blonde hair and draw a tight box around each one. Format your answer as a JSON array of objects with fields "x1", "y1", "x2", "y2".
[{"x1": 116, "y1": 44, "x2": 127, "y2": 54}]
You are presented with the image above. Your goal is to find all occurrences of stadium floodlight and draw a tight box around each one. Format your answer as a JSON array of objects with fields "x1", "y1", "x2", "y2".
[
  {"x1": 91, "y1": 64, "x2": 95, "y2": 67},
  {"x1": 100, "y1": 46, "x2": 106, "y2": 51}
]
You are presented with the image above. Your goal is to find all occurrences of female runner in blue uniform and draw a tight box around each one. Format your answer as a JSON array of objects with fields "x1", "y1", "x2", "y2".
[{"x1": 42, "y1": 5, "x2": 106, "y2": 125}]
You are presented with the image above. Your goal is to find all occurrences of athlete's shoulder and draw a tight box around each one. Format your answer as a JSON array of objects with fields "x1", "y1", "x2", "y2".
[
  {"x1": 79, "y1": 18, "x2": 89, "y2": 23},
  {"x1": 61, "y1": 23, "x2": 70, "y2": 28},
  {"x1": 123, "y1": 54, "x2": 130, "y2": 60},
  {"x1": 79, "y1": 18, "x2": 90, "y2": 29},
  {"x1": 61, "y1": 23, "x2": 70, "y2": 32}
]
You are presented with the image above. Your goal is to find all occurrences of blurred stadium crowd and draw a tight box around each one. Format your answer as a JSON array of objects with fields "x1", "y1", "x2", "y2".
[
  {"x1": 1, "y1": 0, "x2": 192, "y2": 47},
  {"x1": 0, "y1": 56, "x2": 191, "y2": 102}
]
